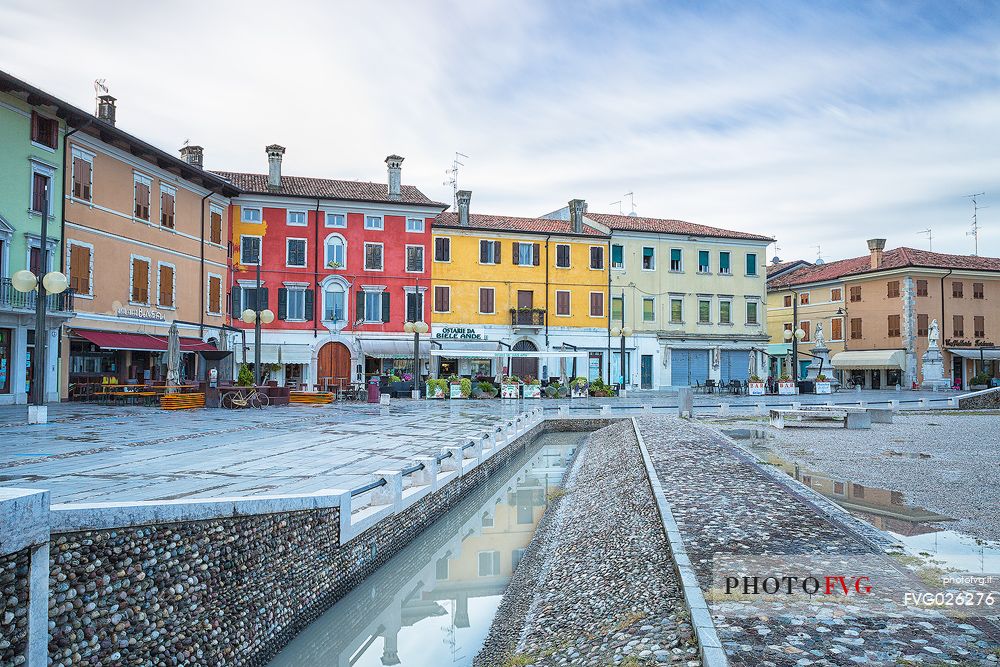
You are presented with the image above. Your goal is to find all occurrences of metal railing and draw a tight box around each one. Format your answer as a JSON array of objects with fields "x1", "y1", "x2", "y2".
[
  {"x1": 0, "y1": 277, "x2": 75, "y2": 313},
  {"x1": 510, "y1": 308, "x2": 546, "y2": 326}
]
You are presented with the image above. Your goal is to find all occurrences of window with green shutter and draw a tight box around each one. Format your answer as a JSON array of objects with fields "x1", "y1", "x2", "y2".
[
  {"x1": 745, "y1": 253, "x2": 757, "y2": 276},
  {"x1": 699, "y1": 299, "x2": 711, "y2": 323},
  {"x1": 698, "y1": 250, "x2": 710, "y2": 273},
  {"x1": 670, "y1": 298, "x2": 683, "y2": 323},
  {"x1": 719, "y1": 300, "x2": 731, "y2": 324},
  {"x1": 642, "y1": 297, "x2": 655, "y2": 322},
  {"x1": 745, "y1": 301, "x2": 758, "y2": 324},
  {"x1": 670, "y1": 248, "x2": 682, "y2": 271},
  {"x1": 611, "y1": 244, "x2": 624, "y2": 269},
  {"x1": 611, "y1": 296, "x2": 623, "y2": 322},
  {"x1": 719, "y1": 251, "x2": 731, "y2": 274}
]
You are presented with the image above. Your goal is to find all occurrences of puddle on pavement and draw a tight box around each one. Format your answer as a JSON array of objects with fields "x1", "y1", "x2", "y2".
[
  {"x1": 267, "y1": 431, "x2": 583, "y2": 667},
  {"x1": 729, "y1": 432, "x2": 1000, "y2": 574}
]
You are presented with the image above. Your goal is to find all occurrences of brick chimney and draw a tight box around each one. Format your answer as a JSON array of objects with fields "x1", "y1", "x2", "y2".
[
  {"x1": 96, "y1": 94, "x2": 116, "y2": 125},
  {"x1": 266, "y1": 144, "x2": 285, "y2": 191},
  {"x1": 385, "y1": 155, "x2": 404, "y2": 200},
  {"x1": 457, "y1": 190, "x2": 471, "y2": 226},
  {"x1": 568, "y1": 198, "x2": 587, "y2": 234},
  {"x1": 179, "y1": 145, "x2": 204, "y2": 169},
  {"x1": 867, "y1": 238, "x2": 886, "y2": 270}
]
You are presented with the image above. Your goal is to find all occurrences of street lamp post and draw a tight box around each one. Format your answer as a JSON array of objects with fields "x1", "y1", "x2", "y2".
[
  {"x1": 12, "y1": 181, "x2": 69, "y2": 424},
  {"x1": 403, "y1": 319, "x2": 429, "y2": 399},
  {"x1": 609, "y1": 325, "x2": 633, "y2": 389},
  {"x1": 240, "y1": 262, "x2": 274, "y2": 385},
  {"x1": 783, "y1": 292, "x2": 806, "y2": 383}
]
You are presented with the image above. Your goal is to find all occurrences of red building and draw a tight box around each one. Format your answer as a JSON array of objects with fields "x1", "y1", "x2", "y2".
[{"x1": 215, "y1": 148, "x2": 447, "y2": 389}]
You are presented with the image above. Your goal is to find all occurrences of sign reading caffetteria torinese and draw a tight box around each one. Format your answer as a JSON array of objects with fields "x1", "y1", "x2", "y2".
[{"x1": 435, "y1": 327, "x2": 483, "y2": 340}]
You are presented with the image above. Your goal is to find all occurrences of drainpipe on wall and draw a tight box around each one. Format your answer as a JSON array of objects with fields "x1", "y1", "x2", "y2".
[
  {"x1": 313, "y1": 198, "x2": 321, "y2": 339},
  {"x1": 59, "y1": 119, "x2": 93, "y2": 272},
  {"x1": 940, "y1": 268, "x2": 953, "y2": 382},
  {"x1": 199, "y1": 192, "x2": 210, "y2": 337},
  {"x1": 606, "y1": 237, "x2": 612, "y2": 384},
  {"x1": 544, "y1": 234, "x2": 550, "y2": 348}
]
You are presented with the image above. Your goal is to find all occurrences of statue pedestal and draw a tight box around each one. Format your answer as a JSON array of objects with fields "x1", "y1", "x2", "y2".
[
  {"x1": 805, "y1": 343, "x2": 832, "y2": 381},
  {"x1": 921, "y1": 347, "x2": 949, "y2": 391}
]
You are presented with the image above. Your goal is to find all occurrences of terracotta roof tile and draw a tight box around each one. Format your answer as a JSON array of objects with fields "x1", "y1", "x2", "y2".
[
  {"x1": 211, "y1": 171, "x2": 447, "y2": 208},
  {"x1": 434, "y1": 212, "x2": 608, "y2": 237},
  {"x1": 768, "y1": 247, "x2": 1000, "y2": 288},
  {"x1": 585, "y1": 212, "x2": 774, "y2": 242}
]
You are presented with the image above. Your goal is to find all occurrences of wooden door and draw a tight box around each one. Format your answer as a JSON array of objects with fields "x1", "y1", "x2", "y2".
[{"x1": 317, "y1": 342, "x2": 352, "y2": 389}]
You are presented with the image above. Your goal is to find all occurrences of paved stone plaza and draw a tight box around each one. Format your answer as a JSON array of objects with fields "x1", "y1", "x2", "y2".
[{"x1": 0, "y1": 401, "x2": 528, "y2": 503}]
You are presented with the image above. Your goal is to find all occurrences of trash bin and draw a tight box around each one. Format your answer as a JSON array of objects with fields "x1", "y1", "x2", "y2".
[
  {"x1": 797, "y1": 380, "x2": 815, "y2": 394},
  {"x1": 367, "y1": 379, "x2": 380, "y2": 404}
]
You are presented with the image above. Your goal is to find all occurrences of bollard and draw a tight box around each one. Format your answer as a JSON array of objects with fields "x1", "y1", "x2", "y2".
[
  {"x1": 379, "y1": 393, "x2": 391, "y2": 406},
  {"x1": 371, "y1": 470, "x2": 403, "y2": 509},
  {"x1": 642, "y1": 404, "x2": 652, "y2": 415},
  {"x1": 754, "y1": 402, "x2": 764, "y2": 416},
  {"x1": 855, "y1": 385, "x2": 861, "y2": 393},
  {"x1": 791, "y1": 401, "x2": 801, "y2": 410},
  {"x1": 600, "y1": 404, "x2": 611, "y2": 416},
  {"x1": 412, "y1": 456, "x2": 439, "y2": 489},
  {"x1": 441, "y1": 446, "x2": 464, "y2": 473},
  {"x1": 947, "y1": 397, "x2": 956, "y2": 407},
  {"x1": 718, "y1": 403, "x2": 730, "y2": 416},
  {"x1": 859, "y1": 401, "x2": 866, "y2": 409},
  {"x1": 889, "y1": 399, "x2": 899, "y2": 410},
  {"x1": 558, "y1": 406, "x2": 569, "y2": 417},
  {"x1": 678, "y1": 387, "x2": 693, "y2": 418},
  {"x1": 825, "y1": 401, "x2": 834, "y2": 407},
  {"x1": 919, "y1": 398, "x2": 928, "y2": 408}
]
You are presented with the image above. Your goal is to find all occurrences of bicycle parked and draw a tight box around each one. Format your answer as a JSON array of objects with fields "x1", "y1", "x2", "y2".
[{"x1": 221, "y1": 388, "x2": 270, "y2": 409}]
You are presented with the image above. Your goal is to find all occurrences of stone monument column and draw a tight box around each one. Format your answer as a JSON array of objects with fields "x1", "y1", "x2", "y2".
[
  {"x1": 920, "y1": 319, "x2": 949, "y2": 391},
  {"x1": 805, "y1": 322, "x2": 832, "y2": 381}
]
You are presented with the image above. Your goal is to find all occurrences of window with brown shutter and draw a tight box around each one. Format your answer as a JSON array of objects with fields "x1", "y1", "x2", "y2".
[
  {"x1": 887, "y1": 281, "x2": 899, "y2": 298},
  {"x1": 532, "y1": 243, "x2": 540, "y2": 266},
  {"x1": 158, "y1": 264, "x2": 174, "y2": 307},
  {"x1": 831, "y1": 318, "x2": 843, "y2": 341},
  {"x1": 973, "y1": 282, "x2": 984, "y2": 299},
  {"x1": 916, "y1": 279, "x2": 928, "y2": 297},
  {"x1": 160, "y1": 190, "x2": 175, "y2": 228},
  {"x1": 210, "y1": 210, "x2": 223, "y2": 245},
  {"x1": 479, "y1": 288, "x2": 495, "y2": 314},
  {"x1": 952, "y1": 281, "x2": 963, "y2": 298},
  {"x1": 887, "y1": 314, "x2": 900, "y2": 337},
  {"x1": 208, "y1": 276, "x2": 222, "y2": 314},
  {"x1": 850, "y1": 286, "x2": 861, "y2": 302},
  {"x1": 68, "y1": 244, "x2": 91, "y2": 294},
  {"x1": 917, "y1": 314, "x2": 928, "y2": 337},
  {"x1": 589, "y1": 246, "x2": 604, "y2": 270},
  {"x1": 556, "y1": 290, "x2": 570, "y2": 316},
  {"x1": 134, "y1": 181, "x2": 150, "y2": 220},
  {"x1": 589, "y1": 292, "x2": 604, "y2": 317},
  {"x1": 953, "y1": 315, "x2": 964, "y2": 337},
  {"x1": 850, "y1": 317, "x2": 862, "y2": 339},
  {"x1": 555, "y1": 244, "x2": 570, "y2": 268},
  {"x1": 830, "y1": 288, "x2": 842, "y2": 301},
  {"x1": 974, "y1": 316, "x2": 985, "y2": 338},
  {"x1": 30, "y1": 112, "x2": 58, "y2": 149},
  {"x1": 72, "y1": 157, "x2": 92, "y2": 201},
  {"x1": 783, "y1": 294, "x2": 792, "y2": 307},
  {"x1": 800, "y1": 321, "x2": 810, "y2": 341},
  {"x1": 31, "y1": 173, "x2": 49, "y2": 213},
  {"x1": 434, "y1": 286, "x2": 450, "y2": 312},
  {"x1": 434, "y1": 237, "x2": 450, "y2": 262},
  {"x1": 131, "y1": 258, "x2": 150, "y2": 303}
]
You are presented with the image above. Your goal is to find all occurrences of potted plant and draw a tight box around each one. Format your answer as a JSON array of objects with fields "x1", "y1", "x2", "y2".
[
  {"x1": 473, "y1": 380, "x2": 498, "y2": 399},
  {"x1": 236, "y1": 363, "x2": 254, "y2": 387},
  {"x1": 589, "y1": 377, "x2": 610, "y2": 397},
  {"x1": 748, "y1": 373, "x2": 766, "y2": 396},
  {"x1": 571, "y1": 376, "x2": 589, "y2": 398},
  {"x1": 500, "y1": 375, "x2": 521, "y2": 399},
  {"x1": 545, "y1": 380, "x2": 566, "y2": 398},
  {"x1": 522, "y1": 375, "x2": 542, "y2": 399},
  {"x1": 815, "y1": 373, "x2": 832, "y2": 394},
  {"x1": 777, "y1": 373, "x2": 797, "y2": 395},
  {"x1": 425, "y1": 378, "x2": 447, "y2": 399},
  {"x1": 445, "y1": 374, "x2": 464, "y2": 399},
  {"x1": 970, "y1": 372, "x2": 990, "y2": 391},
  {"x1": 326, "y1": 260, "x2": 343, "y2": 269}
]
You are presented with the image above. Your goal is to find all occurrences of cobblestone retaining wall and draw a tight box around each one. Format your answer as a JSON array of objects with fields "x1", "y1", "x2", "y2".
[
  {"x1": 957, "y1": 387, "x2": 1000, "y2": 409},
  {"x1": 46, "y1": 422, "x2": 547, "y2": 667},
  {"x1": 0, "y1": 548, "x2": 30, "y2": 667}
]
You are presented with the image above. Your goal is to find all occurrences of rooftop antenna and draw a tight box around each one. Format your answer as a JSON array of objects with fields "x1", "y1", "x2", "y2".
[
  {"x1": 963, "y1": 192, "x2": 986, "y2": 256},
  {"x1": 94, "y1": 78, "x2": 108, "y2": 96},
  {"x1": 812, "y1": 244, "x2": 825, "y2": 265},
  {"x1": 623, "y1": 192, "x2": 637, "y2": 216},
  {"x1": 609, "y1": 200, "x2": 622, "y2": 214},
  {"x1": 771, "y1": 238, "x2": 782, "y2": 264},
  {"x1": 918, "y1": 228, "x2": 933, "y2": 251},
  {"x1": 443, "y1": 152, "x2": 469, "y2": 210}
]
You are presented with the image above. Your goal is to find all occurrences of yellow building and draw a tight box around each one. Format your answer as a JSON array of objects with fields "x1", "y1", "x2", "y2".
[{"x1": 431, "y1": 193, "x2": 609, "y2": 380}]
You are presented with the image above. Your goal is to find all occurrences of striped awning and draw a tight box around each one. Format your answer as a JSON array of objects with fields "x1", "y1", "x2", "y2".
[
  {"x1": 830, "y1": 350, "x2": 904, "y2": 370},
  {"x1": 359, "y1": 339, "x2": 431, "y2": 359}
]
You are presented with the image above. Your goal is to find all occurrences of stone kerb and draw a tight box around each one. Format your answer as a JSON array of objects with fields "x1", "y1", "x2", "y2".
[
  {"x1": 958, "y1": 386, "x2": 1000, "y2": 409},
  {"x1": 0, "y1": 488, "x2": 50, "y2": 667}
]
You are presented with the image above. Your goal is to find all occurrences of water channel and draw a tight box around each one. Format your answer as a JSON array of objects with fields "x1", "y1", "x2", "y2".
[{"x1": 268, "y1": 430, "x2": 583, "y2": 667}]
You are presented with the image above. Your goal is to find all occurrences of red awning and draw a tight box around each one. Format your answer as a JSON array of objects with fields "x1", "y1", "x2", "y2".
[{"x1": 72, "y1": 329, "x2": 216, "y2": 353}]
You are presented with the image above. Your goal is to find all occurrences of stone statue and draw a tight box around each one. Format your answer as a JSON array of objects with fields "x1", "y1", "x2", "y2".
[
  {"x1": 928, "y1": 318, "x2": 940, "y2": 348},
  {"x1": 814, "y1": 322, "x2": 825, "y2": 348}
]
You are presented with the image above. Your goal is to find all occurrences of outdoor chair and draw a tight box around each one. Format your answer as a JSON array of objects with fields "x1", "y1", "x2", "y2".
[
  {"x1": 693, "y1": 380, "x2": 703, "y2": 393},
  {"x1": 705, "y1": 379, "x2": 716, "y2": 394}
]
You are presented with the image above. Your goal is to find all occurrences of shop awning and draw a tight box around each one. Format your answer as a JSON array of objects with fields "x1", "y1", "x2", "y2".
[
  {"x1": 949, "y1": 347, "x2": 1000, "y2": 360},
  {"x1": 430, "y1": 350, "x2": 589, "y2": 359},
  {"x1": 73, "y1": 329, "x2": 216, "y2": 352},
  {"x1": 433, "y1": 339, "x2": 501, "y2": 352},
  {"x1": 767, "y1": 343, "x2": 792, "y2": 356},
  {"x1": 830, "y1": 350, "x2": 904, "y2": 370},
  {"x1": 359, "y1": 339, "x2": 431, "y2": 359}
]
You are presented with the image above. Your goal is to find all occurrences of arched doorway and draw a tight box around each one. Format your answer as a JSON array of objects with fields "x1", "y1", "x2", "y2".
[
  {"x1": 317, "y1": 342, "x2": 352, "y2": 390},
  {"x1": 510, "y1": 340, "x2": 538, "y2": 380}
]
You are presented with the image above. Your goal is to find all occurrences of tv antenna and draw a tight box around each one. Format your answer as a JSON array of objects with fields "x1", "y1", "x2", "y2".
[
  {"x1": 771, "y1": 238, "x2": 781, "y2": 264},
  {"x1": 623, "y1": 192, "x2": 637, "y2": 216},
  {"x1": 94, "y1": 79, "x2": 108, "y2": 96},
  {"x1": 443, "y1": 152, "x2": 469, "y2": 209},
  {"x1": 918, "y1": 228, "x2": 933, "y2": 251},
  {"x1": 609, "y1": 200, "x2": 622, "y2": 214},
  {"x1": 812, "y1": 244, "x2": 824, "y2": 265},
  {"x1": 963, "y1": 192, "x2": 986, "y2": 256}
]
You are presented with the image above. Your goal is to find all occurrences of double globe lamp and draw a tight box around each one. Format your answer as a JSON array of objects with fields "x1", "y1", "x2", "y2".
[{"x1": 11, "y1": 268, "x2": 69, "y2": 297}]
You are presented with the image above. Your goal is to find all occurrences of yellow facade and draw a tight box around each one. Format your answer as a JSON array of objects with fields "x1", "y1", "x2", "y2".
[{"x1": 431, "y1": 230, "x2": 608, "y2": 328}]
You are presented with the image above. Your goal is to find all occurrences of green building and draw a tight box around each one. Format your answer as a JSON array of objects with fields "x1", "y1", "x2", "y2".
[{"x1": 0, "y1": 71, "x2": 85, "y2": 404}]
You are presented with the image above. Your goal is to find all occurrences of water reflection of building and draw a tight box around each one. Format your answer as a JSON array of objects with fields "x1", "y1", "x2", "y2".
[
  {"x1": 267, "y1": 438, "x2": 578, "y2": 667},
  {"x1": 757, "y1": 449, "x2": 951, "y2": 537}
]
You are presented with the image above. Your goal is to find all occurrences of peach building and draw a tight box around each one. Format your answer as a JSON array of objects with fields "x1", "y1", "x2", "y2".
[{"x1": 60, "y1": 94, "x2": 239, "y2": 393}]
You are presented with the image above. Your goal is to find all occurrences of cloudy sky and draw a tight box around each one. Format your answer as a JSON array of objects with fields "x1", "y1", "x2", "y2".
[{"x1": 2, "y1": 0, "x2": 998, "y2": 261}]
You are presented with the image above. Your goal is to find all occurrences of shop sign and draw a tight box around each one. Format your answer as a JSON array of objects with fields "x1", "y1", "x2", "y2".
[
  {"x1": 436, "y1": 327, "x2": 483, "y2": 340},
  {"x1": 945, "y1": 338, "x2": 994, "y2": 348},
  {"x1": 117, "y1": 306, "x2": 165, "y2": 322}
]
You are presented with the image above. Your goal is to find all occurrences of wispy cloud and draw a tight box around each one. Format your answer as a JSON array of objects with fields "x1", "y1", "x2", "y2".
[{"x1": 1, "y1": 0, "x2": 997, "y2": 261}]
